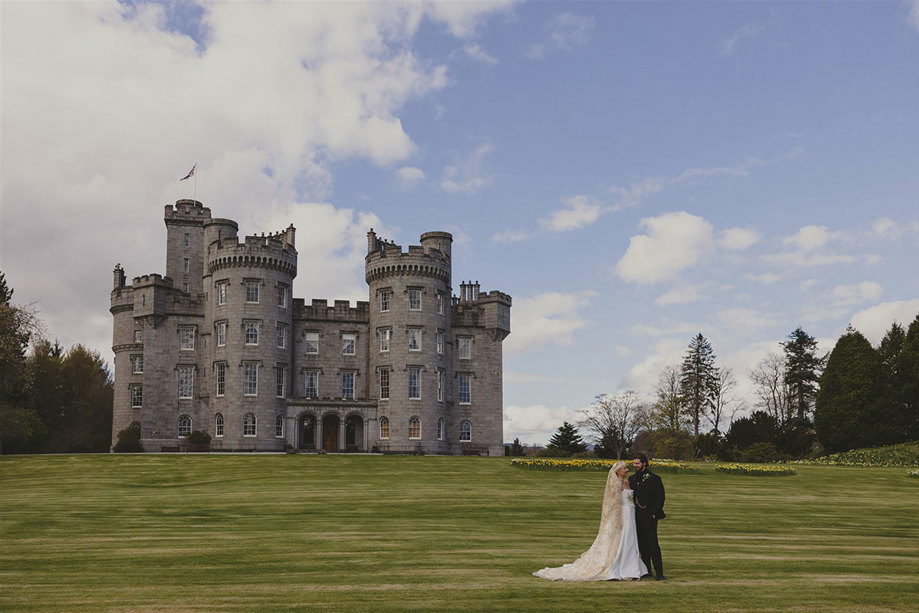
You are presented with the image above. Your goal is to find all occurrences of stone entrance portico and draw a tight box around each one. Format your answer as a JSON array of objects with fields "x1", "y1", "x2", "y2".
[{"x1": 289, "y1": 400, "x2": 376, "y2": 452}]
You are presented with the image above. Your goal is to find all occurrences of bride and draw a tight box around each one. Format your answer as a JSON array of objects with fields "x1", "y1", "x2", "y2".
[{"x1": 533, "y1": 460, "x2": 648, "y2": 581}]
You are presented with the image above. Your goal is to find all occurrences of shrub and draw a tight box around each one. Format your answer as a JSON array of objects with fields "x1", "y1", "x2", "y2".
[
  {"x1": 737, "y1": 441, "x2": 780, "y2": 463},
  {"x1": 113, "y1": 424, "x2": 142, "y2": 453},
  {"x1": 187, "y1": 430, "x2": 211, "y2": 446}
]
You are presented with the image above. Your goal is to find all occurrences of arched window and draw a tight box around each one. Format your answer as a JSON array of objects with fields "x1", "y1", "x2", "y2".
[
  {"x1": 243, "y1": 413, "x2": 257, "y2": 437},
  {"x1": 379, "y1": 416, "x2": 390, "y2": 439},
  {"x1": 275, "y1": 415, "x2": 284, "y2": 438},
  {"x1": 459, "y1": 420, "x2": 471, "y2": 442},
  {"x1": 215, "y1": 413, "x2": 224, "y2": 437},
  {"x1": 409, "y1": 416, "x2": 421, "y2": 439},
  {"x1": 178, "y1": 415, "x2": 192, "y2": 437},
  {"x1": 437, "y1": 417, "x2": 444, "y2": 441}
]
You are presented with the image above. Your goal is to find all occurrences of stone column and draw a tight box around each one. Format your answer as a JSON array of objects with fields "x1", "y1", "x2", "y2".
[
  {"x1": 338, "y1": 413, "x2": 346, "y2": 452},
  {"x1": 363, "y1": 417, "x2": 369, "y2": 452}
]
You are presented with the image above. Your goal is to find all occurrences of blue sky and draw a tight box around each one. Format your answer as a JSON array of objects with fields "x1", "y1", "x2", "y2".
[{"x1": 2, "y1": 1, "x2": 918, "y2": 444}]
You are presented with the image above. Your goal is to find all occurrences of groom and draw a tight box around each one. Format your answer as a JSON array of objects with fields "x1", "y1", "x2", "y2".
[{"x1": 628, "y1": 453, "x2": 665, "y2": 580}]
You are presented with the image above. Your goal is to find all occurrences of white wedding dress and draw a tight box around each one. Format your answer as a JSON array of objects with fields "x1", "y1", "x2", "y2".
[{"x1": 534, "y1": 471, "x2": 648, "y2": 581}]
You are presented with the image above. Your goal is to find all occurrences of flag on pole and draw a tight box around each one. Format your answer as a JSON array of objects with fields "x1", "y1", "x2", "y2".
[{"x1": 180, "y1": 164, "x2": 196, "y2": 181}]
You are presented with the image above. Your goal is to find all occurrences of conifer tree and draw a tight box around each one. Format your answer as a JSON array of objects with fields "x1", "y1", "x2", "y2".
[
  {"x1": 782, "y1": 327, "x2": 825, "y2": 420},
  {"x1": 547, "y1": 421, "x2": 587, "y2": 455},
  {"x1": 679, "y1": 333, "x2": 718, "y2": 438},
  {"x1": 892, "y1": 314, "x2": 919, "y2": 439}
]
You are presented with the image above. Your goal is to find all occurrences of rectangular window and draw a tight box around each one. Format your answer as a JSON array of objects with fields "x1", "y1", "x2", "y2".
[
  {"x1": 244, "y1": 321, "x2": 260, "y2": 345},
  {"x1": 178, "y1": 367, "x2": 194, "y2": 399},
  {"x1": 183, "y1": 282, "x2": 189, "y2": 293},
  {"x1": 436, "y1": 330, "x2": 444, "y2": 355},
  {"x1": 276, "y1": 366, "x2": 286, "y2": 398},
  {"x1": 184, "y1": 232, "x2": 190, "y2": 247},
  {"x1": 215, "y1": 363, "x2": 226, "y2": 396},
  {"x1": 341, "y1": 372, "x2": 355, "y2": 400},
  {"x1": 277, "y1": 323, "x2": 287, "y2": 349},
  {"x1": 458, "y1": 337, "x2": 472, "y2": 360},
  {"x1": 243, "y1": 363, "x2": 258, "y2": 396},
  {"x1": 458, "y1": 374, "x2": 471, "y2": 404},
  {"x1": 342, "y1": 333, "x2": 356, "y2": 355},
  {"x1": 409, "y1": 288, "x2": 422, "y2": 310},
  {"x1": 216, "y1": 321, "x2": 226, "y2": 347},
  {"x1": 134, "y1": 329, "x2": 143, "y2": 343},
  {"x1": 437, "y1": 292, "x2": 445, "y2": 315},
  {"x1": 180, "y1": 327, "x2": 195, "y2": 351},
  {"x1": 183, "y1": 258, "x2": 189, "y2": 273},
  {"x1": 304, "y1": 331, "x2": 319, "y2": 354},
  {"x1": 408, "y1": 367, "x2": 421, "y2": 400},
  {"x1": 304, "y1": 371, "x2": 318, "y2": 398},
  {"x1": 131, "y1": 355, "x2": 143, "y2": 374},
  {"x1": 278, "y1": 284, "x2": 288, "y2": 308},
  {"x1": 378, "y1": 289, "x2": 391, "y2": 312},
  {"x1": 408, "y1": 328, "x2": 422, "y2": 351},
  {"x1": 245, "y1": 280, "x2": 260, "y2": 303},
  {"x1": 436, "y1": 370, "x2": 444, "y2": 402},
  {"x1": 216, "y1": 281, "x2": 228, "y2": 305},
  {"x1": 131, "y1": 385, "x2": 143, "y2": 408},
  {"x1": 379, "y1": 369, "x2": 390, "y2": 400},
  {"x1": 378, "y1": 328, "x2": 391, "y2": 352},
  {"x1": 409, "y1": 418, "x2": 421, "y2": 439}
]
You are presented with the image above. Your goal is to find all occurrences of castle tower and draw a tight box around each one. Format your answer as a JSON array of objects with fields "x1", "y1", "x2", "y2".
[
  {"x1": 164, "y1": 200, "x2": 210, "y2": 296},
  {"x1": 365, "y1": 230, "x2": 453, "y2": 453}
]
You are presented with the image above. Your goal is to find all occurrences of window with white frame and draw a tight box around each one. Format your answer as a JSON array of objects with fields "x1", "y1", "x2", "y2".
[
  {"x1": 341, "y1": 333, "x2": 356, "y2": 355},
  {"x1": 131, "y1": 355, "x2": 143, "y2": 374},
  {"x1": 379, "y1": 368, "x2": 390, "y2": 400},
  {"x1": 458, "y1": 373, "x2": 471, "y2": 404},
  {"x1": 245, "y1": 280, "x2": 260, "y2": 303},
  {"x1": 275, "y1": 415, "x2": 284, "y2": 438},
  {"x1": 304, "y1": 331, "x2": 319, "y2": 354},
  {"x1": 304, "y1": 370, "x2": 319, "y2": 398},
  {"x1": 408, "y1": 367, "x2": 421, "y2": 399},
  {"x1": 436, "y1": 369, "x2": 444, "y2": 402},
  {"x1": 178, "y1": 367, "x2": 194, "y2": 399},
  {"x1": 378, "y1": 328, "x2": 391, "y2": 352},
  {"x1": 277, "y1": 323, "x2": 287, "y2": 349},
  {"x1": 179, "y1": 326, "x2": 195, "y2": 351},
  {"x1": 178, "y1": 414, "x2": 192, "y2": 437},
  {"x1": 183, "y1": 258, "x2": 189, "y2": 273},
  {"x1": 458, "y1": 337, "x2": 472, "y2": 360},
  {"x1": 408, "y1": 288, "x2": 422, "y2": 310},
  {"x1": 409, "y1": 416, "x2": 421, "y2": 439},
  {"x1": 437, "y1": 292, "x2": 445, "y2": 315},
  {"x1": 134, "y1": 329, "x2": 143, "y2": 343},
  {"x1": 437, "y1": 417, "x2": 444, "y2": 440},
  {"x1": 216, "y1": 281, "x2": 228, "y2": 305},
  {"x1": 407, "y1": 327, "x2": 422, "y2": 351},
  {"x1": 277, "y1": 284, "x2": 288, "y2": 309},
  {"x1": 341, "y1": 372, "x2": 355, "y2": 400},
  {"x1": 380, "y1": 416, "x2": 390, "y2": 439},
  {"x1": 184, "y1": 232, "x2": 190, "y2": 247},
  {"x1": 243, "y1": 362, "x2": 258, "y2": 396},
  {"x1": 244, "y1": 321, "x2": 260, "y2": 345},
  {"x1": 216, "y1": 321, "x2": 226, "y2": 347},
  {"x1": 183, "y1": 282, "x2": 189, "y2": 293},
  {"x1": 243, "y1": 413, "x2": 257, "y2": 437},
  {"x1": 378, "y1": 289, "x2": 391, "y2": 312},
  {"x1": 276, "y1": 366, "x2": 286, "y2": 398},
  {"x1": 215, "y1": 362, "x2": 226, "y2": 396},
  {"x1": 215, "y1": 413, "x2": 224, "y2": 437},
  {"x1": 436, "y1": 330, "x2": 444, "y2": 355},
  {"x1": 131, "y1": 385, "x2": 143, "y2": 408},
  {"x1": 459, "y1": 420, "x2": 471, "y2": 442}
]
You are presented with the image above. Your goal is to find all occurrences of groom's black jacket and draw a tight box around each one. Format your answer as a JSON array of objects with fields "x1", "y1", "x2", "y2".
[{"x1": 629, "y1": 468, "x2": 666, "y2": 519}]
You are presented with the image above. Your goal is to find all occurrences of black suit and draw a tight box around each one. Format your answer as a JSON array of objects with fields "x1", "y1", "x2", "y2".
[{"x1": 628, "y1": 467, "x2": 665, "y2": 578}]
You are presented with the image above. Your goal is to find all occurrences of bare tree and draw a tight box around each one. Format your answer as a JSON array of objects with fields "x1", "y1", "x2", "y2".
[
  {"x1": 708, "y1": 367, "x2": 741, "y2": 436},
  {"x1": 577, "y1": 391, "x2": 648, "y2": 459},
  {"x1": 652, "y1": 365, "x2": 687, "y2": 434},
  {"x1": 749, "y1": 353, "x2": 792, "y2": 426}
]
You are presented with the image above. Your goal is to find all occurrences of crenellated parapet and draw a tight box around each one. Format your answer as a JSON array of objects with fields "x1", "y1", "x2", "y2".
[
  {"x1": 364, "y1": 229, "x2": 451, "y2": 284},
  {"x1": 164, "y1": 199, "x2": 211, "y2": 226},
  {"x1": 207, "y1": 231, "x2": 298, "y2": 277},
  {"x1": 294, "y1": 298, "x2": 370, "y2": 323},
  {"x1": 452, "y1": 281, "x2": 511, "y2": 340}
]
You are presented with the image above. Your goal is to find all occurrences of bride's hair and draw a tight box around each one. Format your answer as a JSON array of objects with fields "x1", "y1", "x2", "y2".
[{"x1": 611, "y1": 460, "x2": 627, "y2": 473}]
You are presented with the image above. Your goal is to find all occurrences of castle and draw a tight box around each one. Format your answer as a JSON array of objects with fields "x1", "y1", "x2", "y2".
[{"x1": 110, "y1": 200, "x2": 511, "y2": 454}]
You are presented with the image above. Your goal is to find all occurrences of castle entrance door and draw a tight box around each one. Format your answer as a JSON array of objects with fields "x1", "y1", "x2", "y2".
[
  {"x1": 299, "y1": 414, "x2": 316, "y2": 450},
  {"x1": 345, "y1": 415, "x2": 363, "y2": 452},
  {"x1": 322, "y1": 415, "x2": 340, "y2": 452}
]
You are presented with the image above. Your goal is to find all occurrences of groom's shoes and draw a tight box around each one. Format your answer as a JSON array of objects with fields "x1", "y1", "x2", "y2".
[
  {"x1": 640, "y1": 573, "x2": 652, "y2": 579},
  {"x1": 655, "y1": 575, "x2": 666, "y2": 581}
]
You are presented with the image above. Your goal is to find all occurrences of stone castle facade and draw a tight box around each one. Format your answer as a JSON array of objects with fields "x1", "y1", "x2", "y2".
[{"x1": 110, "y1": 200, "x2": 511, "y2": 454}]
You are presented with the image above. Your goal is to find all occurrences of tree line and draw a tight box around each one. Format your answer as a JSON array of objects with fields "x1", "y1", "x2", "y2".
[
  {"x1": 519, "y1": 314, "x2": 919, "y2": 461},
  {"x1": 0, "y1": 272, "x2": 113, "y2": 454}
]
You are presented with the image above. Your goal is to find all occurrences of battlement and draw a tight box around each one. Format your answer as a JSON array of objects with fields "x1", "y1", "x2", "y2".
[
  {"x1": 132, "y1": 273, "x2": 174, "y2": 288},
  {"x1": 207, "y1": 231, "x2": 298, "y2": 276},
  {"x1": 164, "y1": 199, "x2": 212, "y2": 225},
  {"x1": 294, "y1": 298, "x2": 370, "y2": 323},
  {"x1": 365, "y1": 229, "x2": 452, "y2": 283}
]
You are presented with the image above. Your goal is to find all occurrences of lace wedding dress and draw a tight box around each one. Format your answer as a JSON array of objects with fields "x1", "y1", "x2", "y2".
[{"x1": 534, "y1": 469, "x2": 648, "y2": 581}]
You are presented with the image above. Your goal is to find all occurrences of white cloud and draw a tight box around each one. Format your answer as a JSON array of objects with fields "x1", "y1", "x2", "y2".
[
  {"x1": 503, "y1": 291, "x2": 596, "y2": 354},
  {"x1": 427, "y1": 0, "x2": 519, "y2": 39},
  {"x1": 538, "y1": 195, "x2": 603, "y2": 232},
  {"x1": 655, "y1": 285, "x2": 705, "y2": 306},
  {"x1": 491, "y1": 228, "x2": 529, "y2": 243},
  {"x1": 910, "y1": 0, "x2": 919, "y2": 31},
  {"x1": 615, "y1": 212, "x2": 716, "y2": 283},
  {"x1": 870, "y1": 217, "x2": 901, "y2": 239},
  {"x1": 800, "y1": 279, "x2": 819, "y2": 291},
  {"x1": 782, "y1": 225, "x2": 840, "y2": 252},
  {"x1": 764, "y1": 224, "x2": 855, "y2": 267},
  {"x1": 525, "y1": 12, "x2": 594, "y2": 60},
  {"x1": 394, "y1": 166, "x2": 425, "y2": 190},
  {"x1": 744, "y1": 272, "x2": 782, "y2": 285},
  {"x1": 613, "y1": 344, "x2": 633, "y2": 358},
  {"x1": 463, "y1": 42, "x2": 498, "y2": 64},
  {"x1": 831, "y1": 281, "x2": 883, "y2": 306},
  {"x1": 505, "y1": 372, "x2": 573, "y2": 384},
  {"x1": 440, "y1": 144, "x2": 494, "y2": 193},
  {"x1": 850, "y1": 299, "x2": 919, "y2": 344},
  {"x1": 718, "y1": 227, "x2": 760, "y2": 250},
  {"x1": 504, "y1": 403, "x2": 581, "y2": 446},
  {"x1": 721, "y1": 19, "x2": 770, "y2": 56},
  {"x1": 619, "y1": 338, "x2": 685, "y2": 395},
  {"x1": 715, "y1": 308, "x2": 779, "y2": 330}
]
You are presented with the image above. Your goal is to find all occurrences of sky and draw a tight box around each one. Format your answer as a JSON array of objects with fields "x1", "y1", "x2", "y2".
[{"x1": 2, "y1": 0, "x2": 918, "y2": 446}]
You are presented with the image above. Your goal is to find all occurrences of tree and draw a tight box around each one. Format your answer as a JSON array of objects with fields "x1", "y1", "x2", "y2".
[
  {"x1": 708, "y1": 367, "x2": 740, "y2": 436},
  {"x1": 750, "y1": 353, "x2": 792, "y2": 426},
  {"x1": 725, "y1": 410, "x2": 778, "y2": 453},
  {"x1": 509, "y1": 438, "x2": 524, "y2": 456},
  {"x1": 782, "y1": 327, "x2": 825, "y2": 420},
  {"x1": 814, "y1": 327, "x2": 888, "y2": 453},
  {"x1": 651, "y1": 365, "x2": 686, "y2": 434},
  {"x1": 679, "y1": 333, "x2": 719, "y2": 438},
  {"x1": 891, "y1": 314, "x2": 919, "y2": 439},
  {"x1": 578, "y1": 391, "x2": 647, "y2": 459},
  {"x1": 547, "y1": 421, "x2": 587, "y2": 456}
]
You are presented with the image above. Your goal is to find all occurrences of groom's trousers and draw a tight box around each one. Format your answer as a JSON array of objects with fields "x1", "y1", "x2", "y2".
[{"x1": 635, "y1": 514, "x2": 663, "y2": 578}]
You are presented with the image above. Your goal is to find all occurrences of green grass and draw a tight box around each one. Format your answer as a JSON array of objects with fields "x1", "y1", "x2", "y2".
[
  {"x1": 795, "y1": 440, "x2": 919, "y2": 467},
  {"x1": 1, "y1": 455, "x2": 917, "y2": 612}
]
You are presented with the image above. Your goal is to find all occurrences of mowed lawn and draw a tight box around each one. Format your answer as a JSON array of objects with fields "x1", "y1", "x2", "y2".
[{"x1": 1, "y1": 455, "x2": 917, "y2": 612}]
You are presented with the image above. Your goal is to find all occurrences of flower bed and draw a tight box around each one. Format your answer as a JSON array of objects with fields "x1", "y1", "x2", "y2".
[
  {"x1": 510, "y1": 458, "x2": 697, "y2": 473},
  {"x1": 789, "y1": 441, "x2": 919, "y2": 468},
  {"x1": 908, "y1": 469, "x2": 919, "y2": 479},
  {"x1": 716, "y1": 463, "x2": 796, "y2": 476}
]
